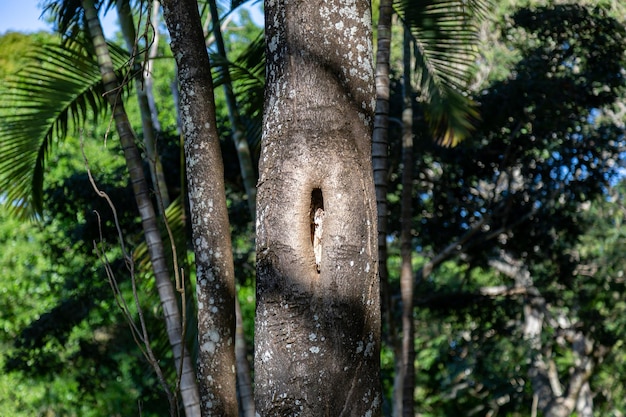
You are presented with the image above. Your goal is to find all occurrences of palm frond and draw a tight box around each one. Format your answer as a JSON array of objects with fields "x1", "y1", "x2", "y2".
[
  {"x1": 41, "y1": 0, "x2": 84, "y2": 41},
  {"x1": 0, "y1": 40, "x2": 131, "y2": 216},
  {"x1": 396, "y1": 0, "x2": 489, "y2": 146},
  {"x1": 228, "y1": 0, "x2": 262, "y2": 15}
]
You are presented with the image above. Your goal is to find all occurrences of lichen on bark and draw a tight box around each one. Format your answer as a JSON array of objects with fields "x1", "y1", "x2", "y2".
[{"x1": 256, "y1": 0, "x2": 381, "y2": 415}]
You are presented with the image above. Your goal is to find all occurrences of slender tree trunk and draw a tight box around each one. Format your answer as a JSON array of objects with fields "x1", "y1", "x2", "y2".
[
  {"x1": 208, "y1": 0, "x2": 257, "y2": 218},
  {"x1": 255, "y1": 0, "x2": 381, "y2": 415},
  {"x1": 116, "y1": 0, "x2": 171, "y2": 210},
  {"x1": 160, "y1": 0, "x2": 237, "y2": 416},
  {"x1": 144, "y1": 0, "x2": 163, "y2": 133},
  {"x1": 81, "y1": 1, "x2": 200, "y2": 416},
  {"x1": 373, "y1": 0, "x2": 394, "y2": 349},
  {"x1": 399, "y1": 24, "x2": 415, "y2": 417},
  {"x1": 206, "y1": 6, "x2": 256, "y2": 413},
  {"x1": 235, "y1": 296, "x2": 255, "y2": 417}
]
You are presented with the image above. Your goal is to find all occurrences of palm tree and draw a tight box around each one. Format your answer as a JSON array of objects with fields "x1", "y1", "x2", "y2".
[
  {"x1": 82, "y1": 1, "x2": 201, "y2": 415},
  {"x1": 207, "y1": 0, "x2": 257, "y2": 218},
  {"x1": 116, "y1": 0, "x2": 171, "y2": 210},
  {"x1": 0, "y1": 40, "x2": 128, "y2": 215},
  {"x1": 371, "y1": 0, "x2": 488, "y2": 415},
  {"x1": 0, "y1": 0, "x2": 201, "y2": 415},
  {"x1": 373, "y1": 0, "x2": 395, "y2": 359},
  {"x1": 398, "y1": 23, "x2": 416, "y2": 417},
  {"x1": 397, "y1": 0, "x2": 484, "y2": 146},
  {"x1": 205, "y1": 3, "x2": 257, "y2": 415}
]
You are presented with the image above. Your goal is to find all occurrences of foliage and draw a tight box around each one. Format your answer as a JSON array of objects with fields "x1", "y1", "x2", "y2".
[
  {"x1": 382, "y1": 4, "x2": 626, "y2": 415},
  {"x1": 0, "y1": 4, "x2": 260, "y2": 411},
  {"x1": 396, "y1": 0, "x2": 489, "y2": 146},
  {"x1": 2, "y1": 0, "x2": 626, "y2": 415},
  {"x1": 0, "y1": 134, "x2": 170, "y2": 416},
  {"x1": 0, "y1": 38, "x2": 131, "y2": 215}
]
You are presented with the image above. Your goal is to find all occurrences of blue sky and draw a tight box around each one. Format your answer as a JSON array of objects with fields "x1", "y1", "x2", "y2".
[
  {"x1": 0, "y1": 0, "x2": 54, "y2": 34},
  {"x1": 0, "y1": 0, "x2": 118, "y2": 36},
  {"x1": 0, "y1": 0, "x2": 263, "y2": 37}
]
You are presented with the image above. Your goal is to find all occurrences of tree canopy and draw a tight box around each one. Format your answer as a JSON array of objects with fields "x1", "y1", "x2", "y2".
[{"x1": 1, "y1": 1, "x2": 626, "y2": 416}]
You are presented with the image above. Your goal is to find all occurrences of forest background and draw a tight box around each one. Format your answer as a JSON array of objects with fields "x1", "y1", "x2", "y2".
[{"x1": 1, "y1": 0, "x2": 626, "y2": 416}]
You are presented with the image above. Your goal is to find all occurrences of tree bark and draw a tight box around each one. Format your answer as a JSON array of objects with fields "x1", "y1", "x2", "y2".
[
  {"x1": 144, "y1": 0, "x2": 163, "y2": 134},
  {"x1": 399, "y1": 23, "x2": 415, "y2": 417},
  {"x1": 373, "y1": 0, "x2": 394, "y2": 350},
  {"x1": 82, "y1": 1, "x2": 200, "y2": 416},
  {"x1": 234, "y1": 296, "x2": 255, "y2": 417},
  {"x1": 206, "y1": 6, "x2": 257, "y2": 411},
  {"x1": 160, "y1": 0, "x2": 237, "y2": 416},
  {"x1": 256, "y1": 0, "x2": 381, "y2": 415}
]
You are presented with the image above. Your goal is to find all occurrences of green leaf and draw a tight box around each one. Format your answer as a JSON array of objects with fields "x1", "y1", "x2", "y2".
[
  {"x1": 0, "y1": 39, "x2": 131, "y2": 216},
  {"x1": 396, "y1": 0, "x2": 489, "y2": 146}
]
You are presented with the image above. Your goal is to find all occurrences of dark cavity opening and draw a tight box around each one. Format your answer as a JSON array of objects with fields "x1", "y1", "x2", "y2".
[
  {"x1": 311, "y1": 188, "x2": 324, "y2": 213},
  {"x1": 310, "y1": 188, "x2": 325, "y2": 272},
  {"x1": 310, "y1": 188, "x2": 324, "y2": 238}
]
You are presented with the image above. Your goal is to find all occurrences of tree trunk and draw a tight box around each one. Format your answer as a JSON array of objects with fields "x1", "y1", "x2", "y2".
[
  {"x1": 206, "y1": 6, "x2": 256, "y2": 412},
  {"x1": 255, "y1": 0, "x2": 381, "y2": 415},
  {"x1": 373, "y1": 0, "x2": 394, "y2": 350},
  {"x1": 576, "y1": 381, "x2": 593, "y2": 417},
  {"x1": 399, "y1": 23, "x2": 415, "y2": 417},
  {"x1": 81, "y1": 1, "x2": 200, "y2": 416},
  {"x1": 160, "y1": 0, "x2": 238, "y2": 416},
  {"x1": 116, "y1": 0, "x2": 171, "y2": 210},
  {"x1": 208, "y1": 0, "x2": 257, "y2": 218},
  {"x1": 235, "y1": 296, "x2": 255, "y2": 417},
  {"x1": 144, "y1": 0, "x2": 163, "y2": 134}
]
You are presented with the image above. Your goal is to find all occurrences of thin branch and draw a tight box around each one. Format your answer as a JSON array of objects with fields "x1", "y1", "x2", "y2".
[{"x1": 81, "y1": 133, "x2": 178, "y2": 416}]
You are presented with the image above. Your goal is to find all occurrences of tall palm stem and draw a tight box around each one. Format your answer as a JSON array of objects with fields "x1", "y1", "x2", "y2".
[
  {"x1": 208, "y1": 0, "x2": 257, "y2": 218},
  {"x1": 206, "y1": 3, "x2": 256, "y2": 415},
  {"x1": 399, "y1": 23, "x2": 415, "y2": 417},
  {"x1": 374, "y1": 0, "x2": 395, "y2": 350},
  {"x1": 116, "y1": 0, "x2": 171, "y2": 210},
  {"x1": 82, "y1": 1, "x2": 200, "y2": 415}
]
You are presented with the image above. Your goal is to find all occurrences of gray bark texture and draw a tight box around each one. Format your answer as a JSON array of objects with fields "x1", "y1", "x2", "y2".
[
  {"x1": 255, "y1": 0, "x2": 381, "y2": 415},
  {"x1": 161, "y1": 0, "x2": 237, "y2": 416},
  {"x1": 82, "y1": 1, "x2": 201, "y2": 415}
]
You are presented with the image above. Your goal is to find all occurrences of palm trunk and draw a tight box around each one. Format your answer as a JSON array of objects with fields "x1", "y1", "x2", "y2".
[
  {"x1": 116, "y1": 0, "x2": 171, "y2": 210},
  {"x1": 81, "y1": 1, "x2": 200, "y2": 416},
  {"x1": 235, "y1": 296, "x2": 255, "y2": 417},
  {"x1": 208, "y1": 0, "x2": 257, "y2": 218},
  {"x1": 144, "y1": 0, "x2": 163, "y2": 134},
  {"x1": 116, "y1": 0, "x2": 170, "y2": 210},
  {"x1": 373, "y1": 0, "x2": 394, "y2": 349},
  {"x1": 399, "y1": 24, "x2": 415, "y2": 417},
  {"x1": 160, "y1": 0, "x2": 238, "y2": 415}
]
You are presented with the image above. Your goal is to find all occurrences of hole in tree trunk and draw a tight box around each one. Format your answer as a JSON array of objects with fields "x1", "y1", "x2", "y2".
[{"x1": 310, "y1": 188, "x2": 324, "y2": 273}]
